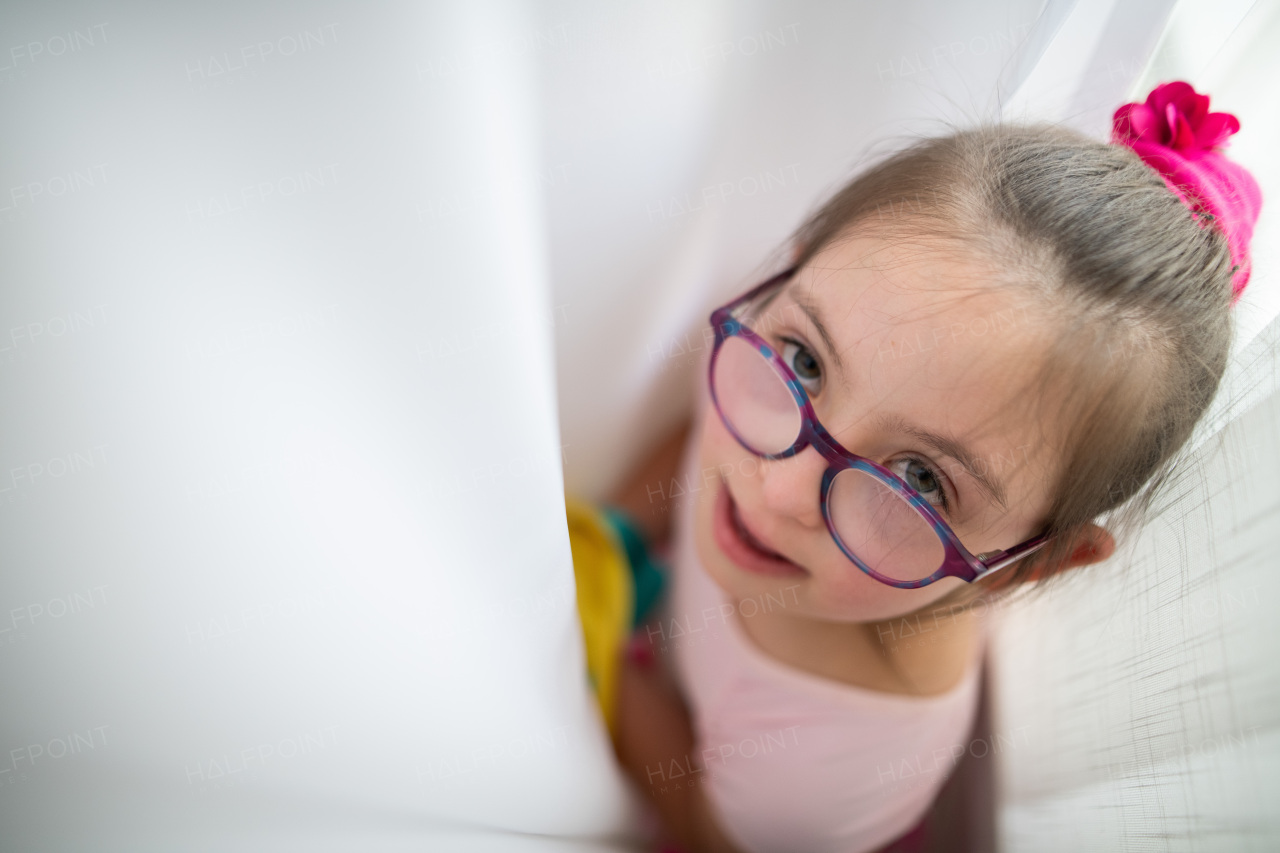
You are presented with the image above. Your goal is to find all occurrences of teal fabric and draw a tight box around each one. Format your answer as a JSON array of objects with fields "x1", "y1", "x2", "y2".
[{"x1": 601, "y1": 506, "x2": 667, "y2": 629}]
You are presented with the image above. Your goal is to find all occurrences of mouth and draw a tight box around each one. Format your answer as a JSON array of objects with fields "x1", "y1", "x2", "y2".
[{"x1": 712, "y1": 481, "x2": 810, "y2": 578}]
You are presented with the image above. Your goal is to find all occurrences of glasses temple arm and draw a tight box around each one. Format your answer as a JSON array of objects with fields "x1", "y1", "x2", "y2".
[{"x1": 973, "y1": 535, "x2": 1051, "y2": 579}]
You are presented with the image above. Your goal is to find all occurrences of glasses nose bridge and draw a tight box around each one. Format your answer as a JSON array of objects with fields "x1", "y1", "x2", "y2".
[{"x1": 795, "y1": 397, "x2": 871, "y2": 473}]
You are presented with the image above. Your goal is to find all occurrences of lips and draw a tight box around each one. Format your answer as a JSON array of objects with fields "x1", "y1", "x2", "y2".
[{"x1": 712, "y1": 482, "x2": 810, "y2": 578}]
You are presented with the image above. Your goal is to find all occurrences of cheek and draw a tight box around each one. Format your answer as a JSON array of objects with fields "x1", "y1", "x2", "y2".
[
  {"x1": 698, "y1": 410, "x2": 758, "y2": 491},
  {"x1": 808, "y1": 558, "x2": 971, "y2": 622},
  {"x1": 690, "y1": 421, "x2": 739, "y2": 586},
  {"x1": 806, "y1": 561, "x2": 897, "y2": 618},
  {"x1": 701, "y1": 406, "x2": 741, "y2": 461},
  {"x1": 690, "y1": 480, "x2": 743, "y2": 600}
]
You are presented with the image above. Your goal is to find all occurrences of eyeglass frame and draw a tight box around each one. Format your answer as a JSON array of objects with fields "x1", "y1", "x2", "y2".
[{"x1": 707, "y1": 266, "x2": 1051, "y2": 589}]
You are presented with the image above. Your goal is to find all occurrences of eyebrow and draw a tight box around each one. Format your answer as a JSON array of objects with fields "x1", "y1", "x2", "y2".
[
  {"x1": 878, "y1": 414, "x2": 1010, "y2": 511},
  {"x1": 786, "y1": 289, "x2": 848, "y2": 386}
]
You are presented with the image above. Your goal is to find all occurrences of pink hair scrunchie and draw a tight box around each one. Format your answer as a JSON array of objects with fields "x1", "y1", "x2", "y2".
[{"x1": 1111, "y1": 81, "x2": 1263, "y2": 301}]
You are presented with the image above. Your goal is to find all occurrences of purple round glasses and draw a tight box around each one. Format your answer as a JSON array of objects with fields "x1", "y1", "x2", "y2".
[{"x1": 707, "y1": 267, "x2": 1051, "y2": 589}]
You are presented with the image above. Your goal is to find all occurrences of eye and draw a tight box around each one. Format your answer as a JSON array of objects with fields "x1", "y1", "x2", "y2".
[
  {"x1": 889, "y1": 457, "x2": 951, "y2": 512},
  {"x1": 780, "y1": 338, "x2": 822, "y2": 394}
]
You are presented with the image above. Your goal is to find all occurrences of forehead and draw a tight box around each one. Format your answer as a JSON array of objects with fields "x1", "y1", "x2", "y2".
[{"x1": 778, "y1": 232, "x2": 1060, "y2": 473}]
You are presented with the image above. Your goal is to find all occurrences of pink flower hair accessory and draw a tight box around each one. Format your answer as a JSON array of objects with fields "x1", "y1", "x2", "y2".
[{"x1": 1111, "y1": 81, "x2": 1263, "y2": 300}]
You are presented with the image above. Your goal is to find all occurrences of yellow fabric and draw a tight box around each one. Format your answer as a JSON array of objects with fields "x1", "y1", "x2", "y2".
[{"x1": 565, "y1": 496, "x2": 633, "y2": 738}]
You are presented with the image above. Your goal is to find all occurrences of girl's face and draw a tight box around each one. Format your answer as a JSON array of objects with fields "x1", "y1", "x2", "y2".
[{"x1": 693, "y1": 231, "x2": 1063, "y2": 623}]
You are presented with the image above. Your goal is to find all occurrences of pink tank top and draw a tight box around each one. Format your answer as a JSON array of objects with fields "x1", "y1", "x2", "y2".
[{"x1": 661, "y1": 404, "x2": 984, "y2": 853}]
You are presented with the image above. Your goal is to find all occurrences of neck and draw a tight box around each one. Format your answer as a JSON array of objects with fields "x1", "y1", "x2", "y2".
[{"x1": 736, "y1": 599, "x2": 981, "y2": 696}]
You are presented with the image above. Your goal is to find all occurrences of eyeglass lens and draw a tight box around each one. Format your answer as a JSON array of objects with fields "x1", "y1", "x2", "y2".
[{"x1": 712, "y1": 332, "x2": 946, "y2": 583}]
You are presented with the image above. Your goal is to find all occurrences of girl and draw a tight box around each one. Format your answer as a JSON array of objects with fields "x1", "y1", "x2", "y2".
[{"x1": 573, "y1": 81, "x2": 1261, "y2": 853}]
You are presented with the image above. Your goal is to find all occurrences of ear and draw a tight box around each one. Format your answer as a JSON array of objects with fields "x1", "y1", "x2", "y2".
[
  {"x1": 1029, "y1": 523, "x2": 1115, "y2": 581},
  {"x1": 1062, "y1": 522, "x2": 1115, "y2": 567}
]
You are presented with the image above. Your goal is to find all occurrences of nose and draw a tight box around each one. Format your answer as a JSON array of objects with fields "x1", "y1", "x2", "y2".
[{"x1": 756, "y1": 443, "x2": 828, "y2": 529}]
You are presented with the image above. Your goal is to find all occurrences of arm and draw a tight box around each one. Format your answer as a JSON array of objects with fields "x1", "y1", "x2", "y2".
[
  {"x1": 605, "y1": 417, "x2": 693, "y2": 548},
  {"x1": 613, "y1": 639, "x2": 745, "y2": 853}
]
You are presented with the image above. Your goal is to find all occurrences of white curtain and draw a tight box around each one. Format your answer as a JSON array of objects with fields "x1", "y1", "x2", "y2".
[
  {"x1": 2, "y1": 1, "x2": 1272, "y2": 849},
  {"x1": 0, "y1": 2, "x2": 633, "y2": 849}
]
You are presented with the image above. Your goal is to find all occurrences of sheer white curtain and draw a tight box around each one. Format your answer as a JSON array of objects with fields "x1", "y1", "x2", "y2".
[
  {"x1": 0, "y1": 2, "x2": 633, "y2": 849},
  {"x1": 4, "y1": 0, "x2": 1269, "y2": 850}
]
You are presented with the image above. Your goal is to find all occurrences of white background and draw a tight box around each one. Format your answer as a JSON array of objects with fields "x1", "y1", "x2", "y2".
[{"x1": 1, "y1": 1, "x2": 1275, "y2": 849}]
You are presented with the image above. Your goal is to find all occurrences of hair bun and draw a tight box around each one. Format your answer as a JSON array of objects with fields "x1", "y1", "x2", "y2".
[{"x1": 1112, "y1": 81, "x2": 1262, "y2": 300}]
